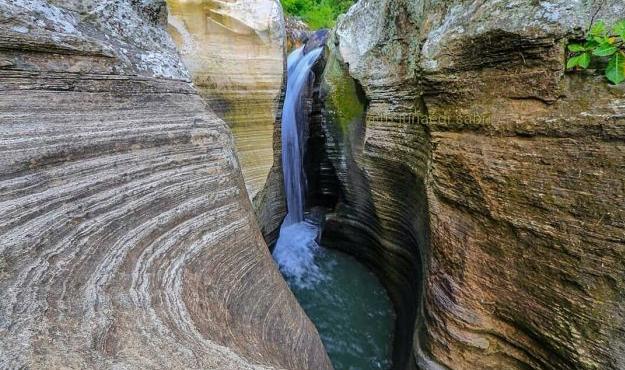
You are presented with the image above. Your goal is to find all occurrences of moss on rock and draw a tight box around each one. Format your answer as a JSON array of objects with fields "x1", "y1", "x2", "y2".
[{"x1": 321, "y1": 40, "x2": 366, "y2": 134}]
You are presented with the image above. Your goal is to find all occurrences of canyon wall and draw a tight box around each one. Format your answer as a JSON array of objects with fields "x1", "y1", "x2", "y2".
[
  {"x1": 0, "y1": 1, "x2": 331, "y2": 369},
  {"x1": 285, "y1": 15, "x2": 310, "y2": 51},
  {"x1": 166, "y1": 0, "x2": 287, "y2": 239},
  {"x1": 319, "y1": 0, "x2": 625, "y2": 369}
]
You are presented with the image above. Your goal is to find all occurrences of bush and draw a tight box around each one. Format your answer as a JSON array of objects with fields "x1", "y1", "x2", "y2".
[
  {"x1": 567, "y1": 19, "x2": 625, "y2": 85},
  {"x1": 281, "y1": 0, "x2": 355, "y2": 29}
]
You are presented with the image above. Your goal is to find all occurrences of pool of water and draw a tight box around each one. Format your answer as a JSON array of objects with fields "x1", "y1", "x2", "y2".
[
  {"x1": 274, "y1": 44, "x2": 395, "y2": 369},
  {"x1": 274, "y1": 222, "x2": 395, "y2": 370}
]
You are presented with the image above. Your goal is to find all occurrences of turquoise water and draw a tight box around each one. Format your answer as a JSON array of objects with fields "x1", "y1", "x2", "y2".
[
  {"x1": 279, "y1": 240, "x2": 395, "y2": 370},
  {"x1": 274, "y1": 45, "x2": 395, "y2": 369}
]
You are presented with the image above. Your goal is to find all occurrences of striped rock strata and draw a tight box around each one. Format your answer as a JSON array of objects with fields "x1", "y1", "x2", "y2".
[
  {"x1": 0, "y1": 1, "x2": 331, "y2": 369},
  {"x1": 316, "y1": 0, "x2": 625, "y2": 369},
  {"x1": 166, "y1": 0, "x2": 287, "y2": 241}
]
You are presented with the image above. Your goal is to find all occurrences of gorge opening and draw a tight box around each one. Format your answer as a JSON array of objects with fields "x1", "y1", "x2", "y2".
[{"x1": 271, "y1": 45, "x2": 396, "y2": 370}]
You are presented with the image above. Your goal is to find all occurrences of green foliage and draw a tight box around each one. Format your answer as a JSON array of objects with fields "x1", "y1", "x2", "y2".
[
  {"x1": 281, "y1": 0, "x2": 355, "y2": 29},
  {"x1": 606, "y1": 51, "x2": 625, "y2": 84},
  {"x1": 567, "y1": 19, "x2": 625, "y2": 84}
]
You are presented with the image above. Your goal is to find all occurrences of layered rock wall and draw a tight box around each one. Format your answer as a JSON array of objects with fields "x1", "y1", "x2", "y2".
[
  {"x1": 166, "y1": 1, "x2": 286, "y2": 239},
  {"x1": 0, "y1": 1, "x2": 331, "y2": 369},
  {"x1": 321, "y1": 1, "x2": 625, "y2": 369},
  {"x1": 317, "y1": 31, "x2": 427, "y2": 370}
]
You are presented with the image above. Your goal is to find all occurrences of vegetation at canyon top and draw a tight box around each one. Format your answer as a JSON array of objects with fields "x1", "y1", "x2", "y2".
[
  {"x1": 280, "y1": 0, "x2": 355, "y2": 29},
  {"x1": 567, "y1": 19, "x2": 625, "y2": 84}
]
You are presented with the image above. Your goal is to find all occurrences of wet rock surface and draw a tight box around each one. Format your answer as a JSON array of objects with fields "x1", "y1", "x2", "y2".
[
  {"x1": 0, "y1": 1, "x2": 331, "y2": 369},
  {"x1": 285, "y1": 15, "x2": 310, "y2": 51},
  {"x1": 319, "y1": 0, "x2": 625, "y2": 369}
]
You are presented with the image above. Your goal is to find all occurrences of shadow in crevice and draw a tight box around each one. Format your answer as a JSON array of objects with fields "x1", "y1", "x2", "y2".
[{"x1": 304, "y1": 49, "x2": 430, "y2": 370}]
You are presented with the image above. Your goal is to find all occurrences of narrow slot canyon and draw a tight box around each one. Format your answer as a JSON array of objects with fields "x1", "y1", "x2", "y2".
[
  {"x1": 1, "y1": 1, "x2": 624, "y2": 370},
  {"x1": 268, "y1": 28, "x2": 432, "y2": 369},
  {"x1": 271, "y1": 39, "x2": 399, "y2": 370}
]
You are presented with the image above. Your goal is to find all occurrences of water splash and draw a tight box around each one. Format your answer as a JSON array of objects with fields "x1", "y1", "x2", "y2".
[
  {"x1": 272, "y1": 221, "x2": 325, "y2": 288},
  {"x1": 273, "y1": 46, "x2": 324, "y2": 288}
]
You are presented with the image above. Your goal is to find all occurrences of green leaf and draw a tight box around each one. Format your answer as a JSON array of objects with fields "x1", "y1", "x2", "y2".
[
  {"x1": 593, "y1": 43, "x2": 618, "y2": 57},
  {"x1": 567, "y1": 55, "x2": 580, "y2": 69},
  {"x1": 606, "y1": 52, "x2": 625, "y2": 84},
  {"x1": 584, "y1": 39, "x2": 599, "y2": 49},
  {"x1": 590, "y1": 21, "x2": 606, "y2": 37},
  {"x1": 592, "y1": 35, "x2": 609, "y2": 44},
  {"x1": 566, "y1": 53, "x2": 591, "y2": 69},
  {"x1": 612, "y1": 20, "x2": 625, "y2": 39},
  {"x1": 578, "y1": 52, "x2": 591, "y2": 68},
  {"x1": 567, "y1": 43, "x2": 586, "y2": 52}
]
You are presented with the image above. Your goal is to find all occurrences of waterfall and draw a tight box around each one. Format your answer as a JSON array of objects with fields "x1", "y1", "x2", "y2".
[
  {"x1": 271, "y1": 46, "x2": 396, "y2": 370},
  {"x1": 272, "y1": 46, "x2": 324, "y2": 288},
  {"x1": 281, "y1": 46, "x2": 323, "y2": 226}
]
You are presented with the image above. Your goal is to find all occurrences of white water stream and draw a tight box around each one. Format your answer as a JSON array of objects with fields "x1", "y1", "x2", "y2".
[
  {"x1": 272, "y1": 46, "x2": 325, "y2": 288},
  {"x1": 271, "y1": 46, "x2": 394, "y2": 370}
]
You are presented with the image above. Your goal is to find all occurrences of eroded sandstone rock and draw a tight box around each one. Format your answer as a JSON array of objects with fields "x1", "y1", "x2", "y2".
[
  {"x1": 166, "y1": 0, "x2": 285, "y2": 198},
  {"x1": 0, "y1": 1, "x2": 331, "y2": 369},
  {"x1": 320, "y1": 0, "x2": 625, "y2": 369},
  {"x1": 166, "y1": 0, "x2": 287, "y2": 241}
]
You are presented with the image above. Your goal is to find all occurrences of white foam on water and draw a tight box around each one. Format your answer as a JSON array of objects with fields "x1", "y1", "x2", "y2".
[{"x1": 273, "y1": 221, "x2": 325, "y2": 289}]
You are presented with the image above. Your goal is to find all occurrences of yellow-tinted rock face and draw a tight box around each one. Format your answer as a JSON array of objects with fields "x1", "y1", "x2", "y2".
[{"x1": 167, "y1": 0, "x2": 285, "y2": 200}]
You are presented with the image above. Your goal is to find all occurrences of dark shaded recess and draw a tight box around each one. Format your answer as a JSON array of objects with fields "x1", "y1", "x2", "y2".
[
  {"x1": 453, "y1": 30, "x2": 556, "y2": 71},
  {"x1": 304, "y1": 57, "x2": 427, "y2": 370},
  {"x1": 301, "y1": 31, "x2": 334, "y2": 211},
  {"x1": 304, "y1": 29, "x2": 330, "y2": 54},
  {"x1": 304, "y1": 63, "x2": 340, "y2": 210},
  {"x1": 321, "y1": 162, "x2": 426, "y2": 370}
]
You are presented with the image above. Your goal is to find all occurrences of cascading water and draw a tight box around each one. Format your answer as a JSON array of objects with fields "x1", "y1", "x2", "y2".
[
  {"x1": 273, "y1": 46, "x2": 325, "y2": 287},
  {"x1": 272, "y1": 46, "x2": 395, "y2": 370},
  {"x1": 282, "y1": 46, "x2": 322, "y2": 225}
]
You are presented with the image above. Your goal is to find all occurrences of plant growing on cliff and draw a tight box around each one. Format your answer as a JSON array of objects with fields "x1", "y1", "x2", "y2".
[
  {"x1": 567, "y1": 20, "x2": 625, "y2": 84},
  {"x1": 281, "y1": 0, "x2": 355, "y2": 29}
]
